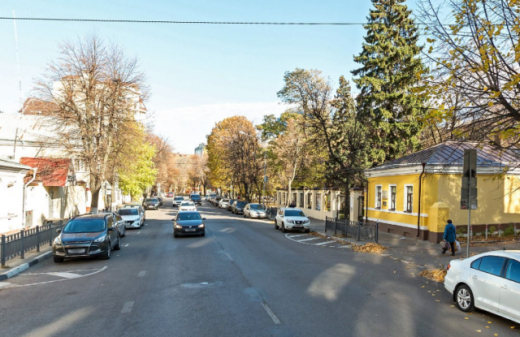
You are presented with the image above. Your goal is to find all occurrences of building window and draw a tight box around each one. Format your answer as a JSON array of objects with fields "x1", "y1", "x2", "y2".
[
  {"x1": 405, "y1": 185, "x2": 413, "y2": 212},
  {"x1": 307, "y1": 193, "x2": 312, "y2": 209},
  {"x1": 299, "y1": 193, "x2": 304, "y2": 208},
  {"x1": 376, "y1": 186, "x2": 382, "y2": 209},
  {"x1": 315, "y1": 193, "x2": 321, "y2": 211},
  {"x1": 390, "y1": 185, "x2": 396, "y2": 211},
  {"x1": 325, "y1": 192, "x2": 331, "y2": 211}
]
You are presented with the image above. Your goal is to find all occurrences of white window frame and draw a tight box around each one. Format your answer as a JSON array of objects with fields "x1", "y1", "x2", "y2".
[
  {"x1": 389, "y1": 184, "x2": 397, "y2": 211},
  {"x1": 404, "y1": 184, "x2": 414, "y2": 213},
  {"x1": 375, "y1": 185, "x2": 382, "y2": 209}
]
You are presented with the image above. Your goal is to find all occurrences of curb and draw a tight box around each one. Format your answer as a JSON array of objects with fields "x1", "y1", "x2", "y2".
[{"x1": 0, "y1": 251, "x2": 52, "y2": 281}]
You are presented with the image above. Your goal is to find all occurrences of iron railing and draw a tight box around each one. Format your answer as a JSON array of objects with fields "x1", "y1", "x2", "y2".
[
  {"x1": 325, "y1": 217, "x2": 379, "y2": 243},
  {"x1": 1, "y1": 220, "x2": 67, "y2": 268}
]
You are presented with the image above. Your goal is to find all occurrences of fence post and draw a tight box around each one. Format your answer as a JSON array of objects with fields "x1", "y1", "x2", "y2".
[
  {"x1": 20, "y1": 230, "x2": 25, "y2": 259},
  {"x1": 485, "y1": 224, "x2": 488, "y2": 240},
  {"x1": 376, "y1": 221, "x2": 379, "y2": 244},
  {"x1": 357, "y1": 221, "x2": 361, "y2": 242},
  {"x1": 49, "y1": 222, "x2": 53, "y2": 246},
  {"x1": 334, "y1": 217, "x2": 338, "y2": 236},
  {"x1": 1, "y1": 235, "x2": 5, "y2": 268},
  {"x1": 36, "y1": 226, "x2": 40, "y2": 252}
]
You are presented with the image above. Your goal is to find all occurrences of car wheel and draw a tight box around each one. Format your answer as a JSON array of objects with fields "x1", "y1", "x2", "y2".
[
  {"x1": 275, "y1": 221, "x2": 279, "y2": 230},
  {"x1": 455, "y1": 284, "x2": 475, "y2": 312},
  {"x1": 174, "y1": 233, "x2": 178, "y2": 238},
  {"x1": 53, "y1": 255, "x2": 64, "y2": 263},
  {"x1": 201, "y1": 232, "x2": 205, "y2": 237},
  {"x1": 114, "y1": 236, "x2": 121, "y2": 251},
  {"x1": 281, "y1": 223, "x2": 287, "y2": 233},
  {"x1": 121, "y1": 227, "x2": 126, "y2": 237},
  {"x1": 305, "y1": 229, "x2": 310, "y2": 233},
  {"x1": 101, "y1": 243, "x2": 112, "y2": 260}
]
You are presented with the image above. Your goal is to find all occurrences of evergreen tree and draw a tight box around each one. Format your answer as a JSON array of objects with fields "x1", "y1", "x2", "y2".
[{"x1": 352, "y1": 0, "x2": 426, "y2": 165}]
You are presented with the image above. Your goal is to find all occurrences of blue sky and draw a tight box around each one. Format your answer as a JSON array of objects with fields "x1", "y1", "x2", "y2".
[{"x1": 0, "y1": 0, "x2": 420, "y2": 153}]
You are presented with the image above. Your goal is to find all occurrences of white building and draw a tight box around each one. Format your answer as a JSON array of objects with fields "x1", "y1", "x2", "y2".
[{"x1": 0, "y1": 158, "x2": 31, "y2": 233}]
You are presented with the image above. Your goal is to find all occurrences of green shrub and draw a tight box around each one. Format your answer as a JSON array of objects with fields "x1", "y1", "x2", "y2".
[
  {"x1": 504, "y1": 226, "x2": 515, "y2": 237},
  {"x1": 489, "y1": 226, "x2": 497, "y2": 235}
]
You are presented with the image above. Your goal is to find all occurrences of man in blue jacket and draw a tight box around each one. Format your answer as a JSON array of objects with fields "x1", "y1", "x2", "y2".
[{"x1": 442, "y1": 219, "x2": 457, "y2": 256}]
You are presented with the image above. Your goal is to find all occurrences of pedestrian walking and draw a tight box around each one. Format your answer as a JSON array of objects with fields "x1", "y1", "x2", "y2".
[{"x1": 442, "y1": 219, "x2": 457, "y2": 256}]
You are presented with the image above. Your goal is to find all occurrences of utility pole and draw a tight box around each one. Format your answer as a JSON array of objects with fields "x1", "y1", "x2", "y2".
[{"x1": 13, "y1": 128, "x2": 18, "y2": 160}]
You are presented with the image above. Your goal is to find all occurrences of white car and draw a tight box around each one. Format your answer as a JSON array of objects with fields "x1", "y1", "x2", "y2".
[
  {"x1": 243, "y1": 203, "x2": 267, "y2": 219},
  {"x1": 274, "y1": 208, "x2": 310, "y2": 233},
  {"x1": 117, "y1": 208, "x2": 143, "y2": 229},
  {"x1": 173, "y1": 196, "x2": 185, "y2": 207},
  {"x1": 179, "y1": 201, "x2": 197, "y2": 212},
  {"x1": 445, "y1": 250, "x2": 520, "y2": 324},
  {"x1": 219, "y1": 199, "x2": 231, "y2": 209}
]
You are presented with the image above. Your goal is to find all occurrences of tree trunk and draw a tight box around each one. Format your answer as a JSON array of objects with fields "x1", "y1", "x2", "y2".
[
  {"x1": 91, "y1": 188, "x2": 101, "y2": 214},
  {"x1": 343, "y1": 177, "x2": 350, "y2": 221}
]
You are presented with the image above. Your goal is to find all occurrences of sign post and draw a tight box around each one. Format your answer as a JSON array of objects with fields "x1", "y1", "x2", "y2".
[{"x1": 461, "y1": 149, "x2": 477, "y2": 258}]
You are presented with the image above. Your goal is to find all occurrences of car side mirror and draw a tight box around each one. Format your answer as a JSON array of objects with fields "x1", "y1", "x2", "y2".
[
  {"x1": 56, "y1": 228, "x2": 61, "y2": 233},
  {"x1": 202, "y1": 218, "x2": 206, "y2": 220}
]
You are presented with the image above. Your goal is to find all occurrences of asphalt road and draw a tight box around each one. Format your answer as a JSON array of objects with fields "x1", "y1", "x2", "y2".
[{"x1": 0, "y1": 200, "x2": 517, "y2": 337}]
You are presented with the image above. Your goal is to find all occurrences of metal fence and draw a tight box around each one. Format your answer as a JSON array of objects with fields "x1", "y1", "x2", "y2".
[
  {"x1": 266, "y1": 207, "x2": 278, "y2": 220},
  {"x1": 1, "y1": 220, "x2": 67, "y2": 267},
  {"x1": 325, "y1": 217, "x2": 379, "y2": 243}
]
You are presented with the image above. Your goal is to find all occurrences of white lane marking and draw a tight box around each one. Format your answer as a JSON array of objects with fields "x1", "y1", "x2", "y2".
[
  {"x1": 314, "y1": 241, "x2": 336, "y2": 246},
  {"x1": 124, "y1": 244, "x2": 129, "y2": 247},
  {"x1": 338, "y1": 245, "x2": 352, "y2": 249},
  {"x1": 297, "y1": 238, "x2": 319, "y2": 242},
  {"x1": 8, "y1": 266, "x2": 108, "y2": 288},
  {"x1": 225, "y1": 252, "x2": 234, "y2": 261},
  {"x1": 138, "y1": 271, "x2": 146, "y2": 277},
  {"x1": 145, "y1": 224, "x2": 148, "y2": 226},
  {"x1": 288, "y1": 234, "x2": 307, "y2": 238},
  {"x1": 136, "y1": 231, "x2": 141, "y2": 234},
  {"x1": 261, "y1": 302, "x2": 281, "y2": 325},
  {"x1": 0, "y1": 282, "x2": 12, "y2": 289},
  {"x1": 121, "y1": 301, "x2": 134, "y2": 314},
  {"x1": 46, "y1": 272, "x2": 81, "y2": 279}
]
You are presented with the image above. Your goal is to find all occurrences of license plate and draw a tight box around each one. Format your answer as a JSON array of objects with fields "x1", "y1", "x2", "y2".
[
  {"x1": 68, "y1": 249, "x2": 85, "y2": 254},
  {"x1": 185, "y1": 229, "x2": 196, "y2": 232}
]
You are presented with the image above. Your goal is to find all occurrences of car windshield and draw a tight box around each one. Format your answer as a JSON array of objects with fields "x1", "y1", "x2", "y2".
[
  {"x1": 175, "y1": 197, "x2": 183, "y2": 200},
  {"x1": 222, "y1": 199, "x2": 230, "y2": 202},
  {"x1": 191, "y1": 195, "x2": 200, "y2": 199},
  {"x1": 181, "y1": 202, "x2": 194, "y2": 206},
  {"x1": 285, "y1": 210, "x2": 305, "y2": 217},
  {"x1": 237, "y1": 202, "x2": 247, "y2": 207},
  {"x1": 177, "y1": 213, "x2": 202, "y2": 221},
  {"x1": 146, "y1": 198, "x2": 158, "y2": 202},
  {"x1": 250, "y1": 204, "x2": 265, "y2": 210},
  {"x1": 63, "y1": 219, "x2": 106, "y2": 233},
  {"x1": 118, "y1": 209, "x2": 138, "y2": 216}
]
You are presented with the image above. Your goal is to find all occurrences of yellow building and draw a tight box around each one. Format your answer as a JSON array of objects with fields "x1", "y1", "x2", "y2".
[{"x1": 365, "y1": 142, "x2": 520, "y2": 243}]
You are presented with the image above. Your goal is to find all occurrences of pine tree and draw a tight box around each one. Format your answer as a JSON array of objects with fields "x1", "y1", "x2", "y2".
[{"x1": 352, "y1": 0, "x2": 426, "y2": 165}]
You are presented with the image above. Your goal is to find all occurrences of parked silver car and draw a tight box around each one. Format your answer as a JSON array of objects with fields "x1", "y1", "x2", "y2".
[{"x1": 243, "y1": 203, "x2": 267, "y2": 219}]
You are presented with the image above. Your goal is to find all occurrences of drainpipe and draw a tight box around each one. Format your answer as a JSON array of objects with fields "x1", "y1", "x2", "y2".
[
  {"x1": 22, "y1": 168, "x2": 38, "y2": 228},
  {"x1": 365, "y1": 178, "x2": 369, "y2": 223},
  {"x1": 417, "y1": 163, "x2": 426, "y2": 238}
]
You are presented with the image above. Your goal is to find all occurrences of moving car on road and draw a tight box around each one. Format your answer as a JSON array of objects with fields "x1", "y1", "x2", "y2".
[
  {"x1": 243, "y1": 203, "x2": 267, "y2": 219},
  {"x1": 179, "y1": 201, "x2": 197, "y2": 212},
  {"x1": 143, "y1": 198, "x2": 160, "y2": 210},
  {"x1": 274, "y1": 208, "x2": 310, "y2": 233},
  {"x1": 231, "y1": 201, "x2": 247, "y2": 215},
  {"x1": 444, "y1": 250, "x2": 520, "y2": 324},
  {"x1": 52, "y1": 213, "x2": 121, "y2": 262},
  {"x1": 173, "y1": 211, "x2": 206, "y2": 237},
  {"x1": 173, "y1": 196, "x2": 185, "y2": 207},
  {"x1": 167, "y1": 192, "x2": 173, "y2": 197},
  {"x1": 118, "y1": 207, "x2": 144, "y2": 229},
  {"x1": 190, "y1": 194, "x2": 202, "y2": 206}
]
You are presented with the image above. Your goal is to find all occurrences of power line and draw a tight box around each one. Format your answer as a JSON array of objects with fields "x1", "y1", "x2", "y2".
[{"x1": 0, "y1": 17, "x2": 367, "y2": 25}]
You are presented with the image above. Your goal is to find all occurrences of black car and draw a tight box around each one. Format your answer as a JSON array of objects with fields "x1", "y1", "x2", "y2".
[
  {"x1": 190, "y1": 194, "x2": 202, "y2": 206},
  {"x1": 227, "y1": 199, "x2": 236, "y2": 211},
  {"x1": 173, "y1": 211, "x2": 206, "y2": 237},
  {"x1": 143, "y1": 198, "x2": 160, "y2": 210},
  {"x1": 52, "y1": 214, "x2": 121, "y2": 263},
  {"x1": 231, "y1": 201, "x2": 247, "y2": 215}
]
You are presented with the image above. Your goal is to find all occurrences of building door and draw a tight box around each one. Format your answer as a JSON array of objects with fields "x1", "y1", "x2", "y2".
[{"x1": 357, "y1": 196, "x2": 365, "y2": 221}]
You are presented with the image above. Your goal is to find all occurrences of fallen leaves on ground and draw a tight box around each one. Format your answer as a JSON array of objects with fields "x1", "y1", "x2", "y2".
[
  {"x1": 419, "y1": 269, "x2": 447, "y2": 283},
  {"x1": 351, "y1": 243, "x2": 387, "y2": 254}
]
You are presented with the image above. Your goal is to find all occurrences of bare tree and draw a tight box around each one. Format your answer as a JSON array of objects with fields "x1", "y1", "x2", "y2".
[
  {"x1": 35, "y1": 34, "x2": 148, "y2": 211},
  {"x1": 418, "y1": 0, "x2": 520, "y2": 150}
]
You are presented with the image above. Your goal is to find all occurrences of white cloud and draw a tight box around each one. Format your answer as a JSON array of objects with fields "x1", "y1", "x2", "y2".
[{"x1": 151, "y1": 102, "x2": 287, "y2": 154}]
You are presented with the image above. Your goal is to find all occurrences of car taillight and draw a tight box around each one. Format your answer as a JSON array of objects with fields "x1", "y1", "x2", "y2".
[{"x1": 447, "y1": 263, "x2": 451, "y2": 271}]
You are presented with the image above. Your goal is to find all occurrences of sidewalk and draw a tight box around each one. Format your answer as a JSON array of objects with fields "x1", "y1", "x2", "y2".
[
  {"x1": 310, "y1": 217, "x2": 520, "y2": 270},
  {"x1": 0, "y1": 245, "x2": 53, "y2": 281}
]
